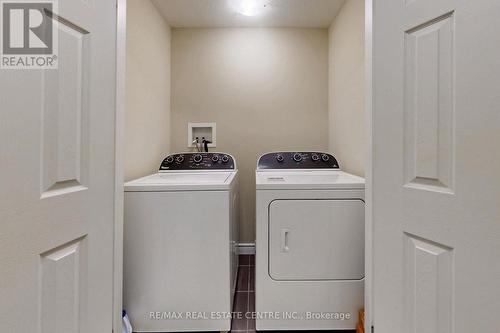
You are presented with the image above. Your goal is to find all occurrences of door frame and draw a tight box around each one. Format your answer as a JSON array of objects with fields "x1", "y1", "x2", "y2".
[
  {"x1": 114, "y1": 0, "x2": 126, "y2": 331},
  {"x1": 364, "y1": 0, "x2": 373, "y2": 332},
  {"x1": 110, "y1": 0, "x2": 376, "y2": 331}
]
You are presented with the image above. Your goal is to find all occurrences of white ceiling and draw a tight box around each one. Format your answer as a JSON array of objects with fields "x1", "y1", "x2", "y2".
[{"x1": 151, "y1": 0, "x2": 346, "y2": 28}]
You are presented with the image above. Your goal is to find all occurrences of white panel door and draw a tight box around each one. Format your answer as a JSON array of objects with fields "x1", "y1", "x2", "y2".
[
  {"x1": 269, "y1": 199, "x2": 365, "y2": 280},
  {"x1": 0, "y1": 1, "x2": 117, "y2": 332},
  {"x1": 373, "y1": 0, "x2": 500, "y2": 332}
]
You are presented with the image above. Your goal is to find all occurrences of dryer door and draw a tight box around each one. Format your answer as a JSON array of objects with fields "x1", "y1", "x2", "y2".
[{"x1": 269, "y1": 199, "x2": 364, "y2": 280}]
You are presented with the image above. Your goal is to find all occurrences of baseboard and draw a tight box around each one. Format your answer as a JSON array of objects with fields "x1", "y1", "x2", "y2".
[{"x1": 238, "y1": 242, "x2": 255, "y2": 255}]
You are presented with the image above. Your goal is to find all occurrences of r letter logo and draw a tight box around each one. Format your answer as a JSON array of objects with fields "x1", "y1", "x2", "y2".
[{"x1": 1, "y1": 0, "x2": 58, "y2": 69}]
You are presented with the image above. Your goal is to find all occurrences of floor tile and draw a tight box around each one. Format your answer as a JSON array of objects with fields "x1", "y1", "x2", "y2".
[
  {"x1": 239, "y1": 254, "x2": 250, "y2": 266},
  {"x1": 248, "y1": 292, "x2": 255, "y2": 312},
  {"x1": 233, "y1": 291, "x2": 248, "y2": 313},
  {"x1": 249, "y1": 267, "x2": 254, "y2": 291},
  {"x1": 231, "y1": 315, "x2": 248, "y2": 331},
  {"x1": 236, "y1": 266, "x2": 250, "y2": 291},
  {"x1": 232, "y1": 291, "x2": 248, "y2": 331},
  {"x1": 231, "y1": 261, "x2": 255, "y2": 332},
  {"x1": 248, "y1": 292, "x2": 255, "y2": 330}
]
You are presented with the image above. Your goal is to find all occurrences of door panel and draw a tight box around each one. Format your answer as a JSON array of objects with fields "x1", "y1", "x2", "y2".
[
  {"x1": 269, "y1": 199, "x2": 365, "y2": 280},
  {"x1": 0, "y1": 1, "x2": 117, "y2": 332},
  {"x1": 40, "y1": 237, "x2": 87, "y2": 333},
  {"x1": 404, "y1": 12, "x2": 454, "y2": 193},
  {"x1": 403, "y1": 233, "x2": 453, "y2": 333},
  {"x1": 42, "y1": 14, "x2": 90, "y2": 197},
  {"x1": 373, "y1": 0, "x2": 500, "y2": 332}
]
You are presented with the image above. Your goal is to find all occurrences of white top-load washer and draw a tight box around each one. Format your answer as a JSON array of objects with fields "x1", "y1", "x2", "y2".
[
  {"x1": 124, "y1": 152, "x2": 239, "y2": 332},
  {"x1": 255, "y1": 152, "x2": 365, "y2": 331}
]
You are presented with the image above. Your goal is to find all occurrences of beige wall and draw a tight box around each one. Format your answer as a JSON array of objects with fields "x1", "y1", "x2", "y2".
[
  {"x1": 328, "y1": 0, "x2": 365, "y2": 177},
  {"x1": 125, "y1": 0, "x2": 171, "y2": 181},
  {"x1": 171, "y1": 28, "x2": 329, "y2": 242}
]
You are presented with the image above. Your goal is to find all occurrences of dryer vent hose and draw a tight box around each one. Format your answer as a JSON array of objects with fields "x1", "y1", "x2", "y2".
[{"x1": 202, "y1": 138, "x2": 211, "y2": 152}]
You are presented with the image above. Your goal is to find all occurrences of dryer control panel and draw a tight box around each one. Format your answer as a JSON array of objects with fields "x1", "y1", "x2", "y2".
[
  {"x1": 257, "y1": 152, "x2": 339, "y2": 169},
  {"x1": 160, "y1": 152, "x2": 236, "y2": 171}
]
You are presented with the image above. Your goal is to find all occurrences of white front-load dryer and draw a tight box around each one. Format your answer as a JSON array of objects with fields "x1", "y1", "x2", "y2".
[
  {"x1": 124, "y1": 152, "x2": 239, "y2": 332},
  {"x1": 255, "y1": 152, "x2": 365, "y2": 331}
]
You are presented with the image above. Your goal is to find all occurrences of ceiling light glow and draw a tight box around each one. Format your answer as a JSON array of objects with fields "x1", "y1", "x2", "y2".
[{"x1": 229, "y1": 0, "x2": 268, "y2": 17}]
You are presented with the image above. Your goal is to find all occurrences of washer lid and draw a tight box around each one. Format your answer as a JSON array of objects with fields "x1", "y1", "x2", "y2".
[
  {"x1": 256, "y1": 170, "x2": 364, "y2": 190},
  {"x1": 124, "y1": 171, "x2": 237, "y2": 191}
]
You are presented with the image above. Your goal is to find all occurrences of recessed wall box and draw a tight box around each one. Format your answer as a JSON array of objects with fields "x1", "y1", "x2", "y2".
[{"x1": 188, "y1": 122, "x2": 216, "y2": 148}]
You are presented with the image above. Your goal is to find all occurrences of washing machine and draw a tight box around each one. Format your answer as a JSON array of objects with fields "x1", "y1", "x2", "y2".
[
  {"x1": 124, "y1": 152, "x2": 239, "y2": 332},
  {"x1": 255, "y1": 152, "x2": 365, "y2": 331}
]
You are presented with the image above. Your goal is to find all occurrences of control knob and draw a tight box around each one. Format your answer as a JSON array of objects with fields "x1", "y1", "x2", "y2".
[
  {"x1": 211, "y1": 155, "x2": 219, "y2": 162},
  {"x1": 321, "y1": 154, "x2": 330, "y2": 162},
  {"x1": 165, "y1": 156, "x2": 174, "y2": 164},
  {"x1": 293, "y1": 153, "x2": 303, "y2": 162},
  {"x1": 193, "y1": 154, "x2": 203, "y2": 163},
  {"x1": 175, "y1": 155, "x2": 184, "y2": 163},
  {"x1": 221, "y1": 155, "x2": 230, "y2": 163},
  {"x1": 276, "y1": 154, "x2": 284, "y2": 162},
  {"x1": 311, "y1": 154, "x2": 320, "y2": 161}
]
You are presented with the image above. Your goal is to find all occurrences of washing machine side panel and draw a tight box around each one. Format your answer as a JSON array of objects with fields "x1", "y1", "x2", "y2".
[
  {"x1": 228, "y1": 176, "x2": 240, "y2": 309},
  {"x1": 255, "y1": 189, "x2": 365, "y2": 330},
  {"x1": 123, "y1": 190, "x2": 231, "y2": 332}
]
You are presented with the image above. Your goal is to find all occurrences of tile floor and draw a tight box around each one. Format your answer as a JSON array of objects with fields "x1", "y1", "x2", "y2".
[
  {"x1": 231, "y1": 254, "x2": 255, "y2": 332},
  {"x1": 230, "y1": 254, "x2": 356, "y2": 333}
]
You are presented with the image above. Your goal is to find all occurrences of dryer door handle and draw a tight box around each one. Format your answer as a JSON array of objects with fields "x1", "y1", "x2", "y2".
[{"x1": 281, "y1": 228, "x2": 290, "y2": 252}]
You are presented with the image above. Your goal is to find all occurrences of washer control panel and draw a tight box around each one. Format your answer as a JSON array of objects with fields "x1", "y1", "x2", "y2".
[
  {"x1": 257, "y1": 152, "x2": 339, "y2": 169},
  {"x1": 160, "y1": 152, "x2": 236, "y2": 171}
]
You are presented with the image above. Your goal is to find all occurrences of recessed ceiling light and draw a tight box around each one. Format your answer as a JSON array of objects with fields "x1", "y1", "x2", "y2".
[{"x1": 228, "y1": 0, "x2": 269, "y2": 17}]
